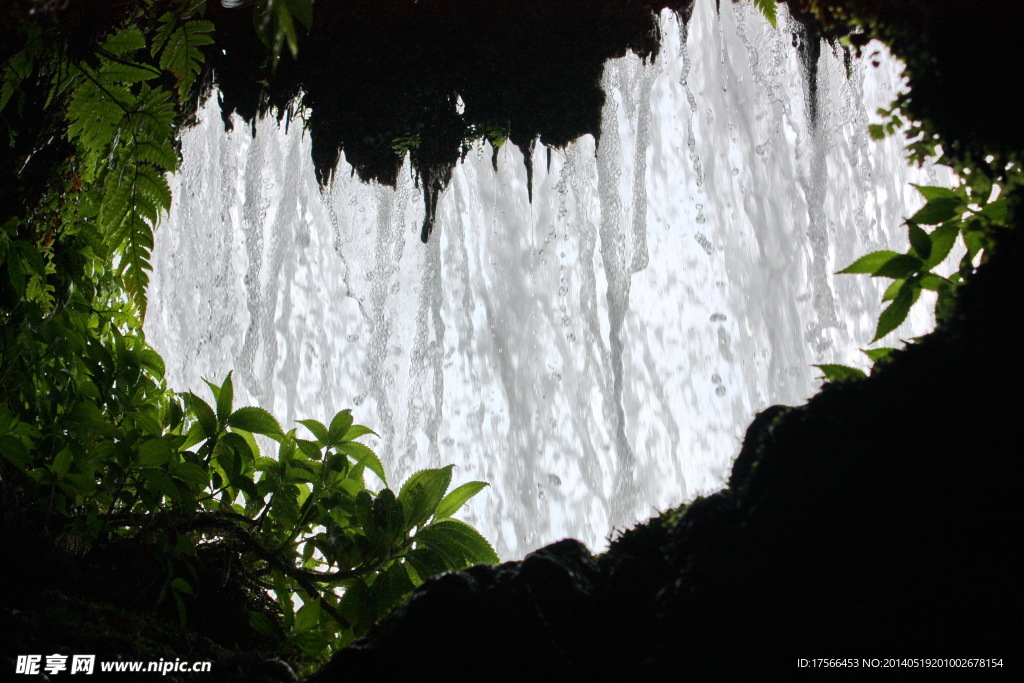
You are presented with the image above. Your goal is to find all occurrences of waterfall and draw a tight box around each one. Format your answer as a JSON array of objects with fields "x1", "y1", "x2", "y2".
[{"x1": 146, "y1": 1, "x2": 952, "y2": 560}]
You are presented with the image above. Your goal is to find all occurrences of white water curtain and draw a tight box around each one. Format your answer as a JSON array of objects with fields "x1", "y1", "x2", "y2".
[{"x1": 146, "y1": 1, "x2": 951, "y2": 560}]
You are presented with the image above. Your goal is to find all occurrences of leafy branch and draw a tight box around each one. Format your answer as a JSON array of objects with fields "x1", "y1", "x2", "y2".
[{"x1": 816, "y1": 151, "x2": 1017, "y2": 383}]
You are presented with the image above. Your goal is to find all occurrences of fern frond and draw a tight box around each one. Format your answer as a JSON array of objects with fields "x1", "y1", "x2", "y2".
[
  {"x1": 122, "y1": 84, "x2": 176, "y2": 150},
  {"x1": 66, "y1": 75, "x2": 133, "y2": 181},
  {"x1": 154, "y1": 12, "x2": 215, "y2": 99},
  {"x1": 101, "y1": 26, "x2": 146, "y2": 58},
  {"x1": 133, "y1": 164, "x2": 173, "y2": 217},
  {"x1": 98, "y1": 60, "x2": 160, "y2": 86},
  {"x1": 133, "y1": 139, "x2": 180, "y2": 172},
  {"x1": 752, "y1": 0, "x2": 778, "y2": 28},
  {"x1": 118, "y1": 208, "x2": 154, "y2": 321},
  {"x1": 99, "y1": 162, "x2": 169, "y2": 319}
]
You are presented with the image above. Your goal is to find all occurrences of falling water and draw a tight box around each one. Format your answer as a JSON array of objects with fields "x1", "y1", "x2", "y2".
[{"x1": 146, "y1": 2, "x2": 953, "y2": 560}]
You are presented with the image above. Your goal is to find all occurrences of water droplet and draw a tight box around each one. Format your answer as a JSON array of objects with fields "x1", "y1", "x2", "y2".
[{"x1": 715, "y1": 385, "x2": 727, "y2": 397}]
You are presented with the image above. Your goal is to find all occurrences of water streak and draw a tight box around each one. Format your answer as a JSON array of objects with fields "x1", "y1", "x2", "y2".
[{"x1": 147, "y1": 2, "x2": 951, "y2": 560}]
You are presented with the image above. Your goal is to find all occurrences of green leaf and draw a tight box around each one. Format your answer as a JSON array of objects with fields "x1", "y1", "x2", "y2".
[
  {"x1": 873, "y1": 254, "x2": 922, "y2": 279},
  {"x1": 99, "y1": 161, "x2": 172, "y2": 319},
  {"x1": 908, "y1": 197, "x2": 961, "y2": 225},
  {"x1": 861, "y1": 347, "x2": 897, "y2": 363},
  {"x1": 137, "y1": 348, "x2": 166, "y2": 380},
  {"x1": 138, "y1": 438, "x2": 172, "y2": 467},
  {"x1": 434, "y1": 481, "x2": 488, "y2": 520},
  {"x1": 66, "y1": 402, "x2": 117, "y2": 437},
  {"x1": 272, "y1": 489, "x2": 301, "y2": 529},
  {"x1": 288, "y1": 0, "x2": 314, "y2": 29},
  {"x1": 217, "y1": 371, "x2": 234, "y2": 422},
  {"x1": 328, "y1": 409, "x2": 354, "y2": 444},
  {"x1": 170, "y1": 577, "x2": 194, "y2": 596},
  {"x1": 0, "y1": 436, "x2": 30, "y2": 470},
  {"x1": 102, "y1": 26, "x2": 146, "y2": 57},
  {"x1": 60, "y1": 473, "x2": 97, "y2": 496},
  {"x1": 100, "y1": 60, "x2": 160, "y2": 85},
  {"x1": 170, "y1": 462, "x2": 209, "y2": 491},
  {"x1": 285, "y1": 466, "x2": 315, "y2": 484},
  {"x1": 295, "y1": 438, "x2": 322, "y2": 462},
  {"x1": 415, "y1": 519, "x2": 500, "y2": 568},
  {"x1": 52, "y1": 449, "x2": 74, "y2": 478},
  {"x1": 372, "y1": 489, "x2": 406, "y2": 542},
  {"x1": 924, "y1": 222, "x2": 960, "y2": 269},
  {"x1": 907, "y1": 223, "x2": 931, "y2": 261},
  {"x1": 220, "y1": 431, "x2": 255, "y2": 467},
  {"x1": 912, "y1": 184, "x2": 956, "y2": 201},
  {"x1": 337, "y1": 578, "x2": 372, "y2": 636},
  {"x1": 231, "y1": 427, "x2": 263, "y2": 464},
  {"x1": 813, "y1": 364, "x2": 867, "y2": 382},
  {"x1": 398, "y1": 465, "x2": 453, "y2": 530},
  {"x1": 881, "y1": 278, "x2": 904, "y2": 302},
  {"x1": 184, "y1": 393, "x2": 217, "y2": 438},
  {"x1": 293, "y1": 599, "x2": 321, "y2": 633},
  {"x1": 962, "y1": 228, "x2": 984, "y2": 261},
  {"x1": 344, "y1": 425, "x2": 378, "y2": 440},
  {"x1": 298, "y1": 419, "x2": 330, "y2": 444},
  {"x1": 154, "y1": 14, "x2": 215, "y2": 99},
  {"x1": 404, "y1": 547, "x2": 449, "y2": 585},
  {"x1": 369, "y1": 562, "x2": 415, "y2": 620},
  {"x1": 248, "y1": 610, "x2": 277, "y2": 636},
  {"x1": 919, "y1": 274, "x2": 949, "y2": 292},
  {"x1": 142, "y1": 468, "x2": 183, "y2": 504},
  {"x1": 354, "y1": 491, "x2": 375, "y2": 540},
  {"x1": 339, "y1": 441, "x2": 387, "y2": 486},
  {"x1": 977, "y1": 197, "x2": 1008, "y2": 223},
  {"x1": 872, "y1": 284, "x2": 917, "y2": 342},
  {"x1": 228, "y1": 407, "x2": 284, "y2": 437},
  {"x1": 837, "y1": 250, "x2": 900, "y2": 275}
]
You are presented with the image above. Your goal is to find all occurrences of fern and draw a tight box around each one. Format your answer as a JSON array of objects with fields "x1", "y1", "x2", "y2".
[
  {"x1": 153, "y1": 11, "x2": 215, "y2": 100},
  {"x1": 133, "y1": 138, "x2": 180, "y2": 171},
  {"x1": 101, "y1": 25, "x2": 147, "y2": 57},
  {"x1": 99, "y1": 162, "x2": 171, "y2": 318},
  {"x1": 61, "y1": 24, "x2": 181, "y2": 318},
  {"x1": 65, "y1": 74, "x2": 132, "y2": 182},
  {"x1": 752, "y1": 0, "x2": 778, "y2": 28},
  {"x1": 121, "y1": 84, "x2": 177, "y2": 153}
]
